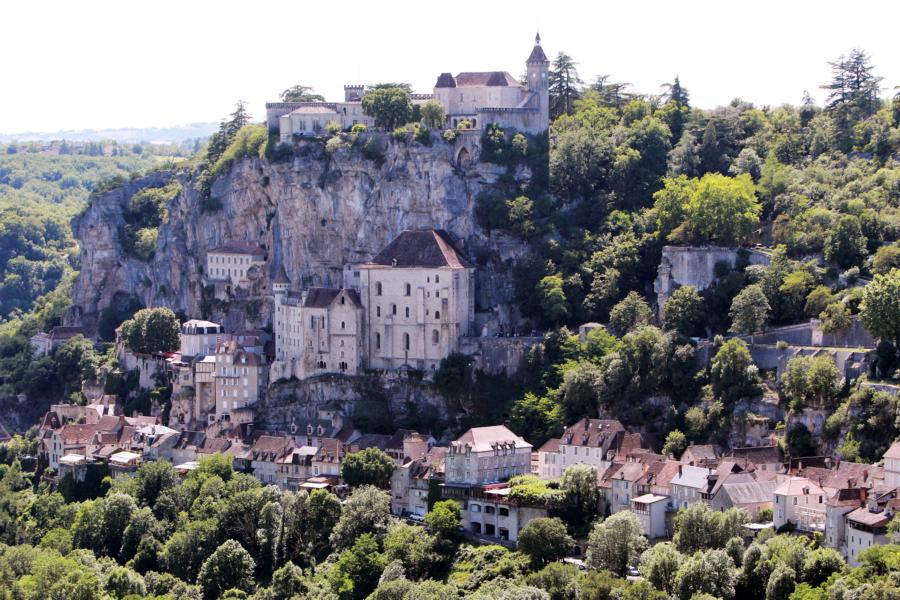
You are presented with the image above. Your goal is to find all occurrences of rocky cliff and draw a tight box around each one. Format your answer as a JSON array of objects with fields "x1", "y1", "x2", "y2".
[{"x1": 70, "y1": 137, "x2": 527, "y2": 333}]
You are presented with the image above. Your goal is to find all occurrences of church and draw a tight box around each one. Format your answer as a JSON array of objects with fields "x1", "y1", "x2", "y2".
[
  {"x1": 267, "y1": 34, "x2": 550, "y2": 139},
  {"x1": 271, "y1": 229, "x2": 474, "y2": 380}
]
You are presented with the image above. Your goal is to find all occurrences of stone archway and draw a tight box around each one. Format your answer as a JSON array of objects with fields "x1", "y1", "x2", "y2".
[{"x1": 456, "y1": 146, "x2": 471, "y2": 168}]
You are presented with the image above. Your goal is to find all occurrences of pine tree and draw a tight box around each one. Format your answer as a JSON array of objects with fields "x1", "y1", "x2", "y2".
[
  {"x1": 821, "y1": 49, "x2": 883, "y2": 116},
  {"x1": 548, "y1": 52, "x2": 583, "y2": 119}
]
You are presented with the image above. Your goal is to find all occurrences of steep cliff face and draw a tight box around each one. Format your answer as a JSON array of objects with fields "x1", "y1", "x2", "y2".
[{"x1": 71, "y1": 138, "x2": 527, "y2": 333}]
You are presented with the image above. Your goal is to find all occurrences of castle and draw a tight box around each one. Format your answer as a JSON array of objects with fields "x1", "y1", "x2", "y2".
[
  {"x1": 266, "y1": 33, "x2": 550, "y2": 140},
  {"x1": 272, "y1": 229, "x2": 474, "y2": 380}
]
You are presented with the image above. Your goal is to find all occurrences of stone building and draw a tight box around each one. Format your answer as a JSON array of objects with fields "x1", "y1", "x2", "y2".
[
  {"x1": 214, "y1": 338, "x2": 268, "y2": 424},
  {"x1": 205, "y1": 242, "x2": 267, "y2": 297},
  {"x1": 443, "y1": 425, "x2": 532, "y2": 486},
  {"x1": 355, "y1": 229, "x2": 474, "y2": 372},
  {"x1": 272, "y1": 276, "x2": 364, "y2": 380},
  {"x1": 269, "y1": 34, "x2": 550, "y2": 140},
  {"x1": 272, "y1": 229, "x2": 475, "y2": 378},
  {"x1": 433, "y1": 33, "x2": 550, "y2": 134}
]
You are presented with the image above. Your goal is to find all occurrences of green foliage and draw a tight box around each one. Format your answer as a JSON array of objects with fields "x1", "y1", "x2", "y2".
[
  {"x1": 210, "y1": 123, "x2": 268, "y2": 177},
  {"x1": 824, "y1": 214, "x2": 868, "y2": 268},
  {"x1": 729, "y1": 283, "x2": 770, "y2": 334},
  {"x1": 673, "y1": 549, "x2": 737, "y2": 600},
  {"x1": 639, "y1": 542, "x2": 683, "y2": 595},
  {"x1": 609, "y1": 291, "x2": 652, "y2": 336},
  {"x1": 329, "y1": 485, "x2": 392, "y2": 551},
  {"x1": 654, "y1": 173, "x2": 761, "y2": 245},
  {"x1": 421, "y1": 100, "x2": 446, "y2": 129},
  {"x1": 710, "y1": 339, "x2": 761, "y2": 403},
  {"x1": 197, "y1": 539, "x2": 256, "y2": 600},
  {"x1": 517, "y1": 517, "x2": 574, "y2": 566},
  {"x1": 340, "y1": 447, "x2": 395, "y2": 489},
  {"x1": 664, "y1": 285, "x2": 704, "y2": 337},
  {"x1": 662, "y1": 429, "x2": 687, "y2": 457},
  {"x1": 425, "y1": 499, "x2": 461, "y2": 540},
  {"x1": 507, "y1": 474, "x2": 567, "y2": 508},
  {"x1": 120, "y1": 307, "x2": 180, "y2": 354},
  {"x1": 362, "y1": 87, "x2": 414, "y2": 130},
  {"x1": 780, "y1": 355, "x2": 842, "y2": 410},
  {"x1": 673, "y1": 503, "x2": 749, "y2": 554},
  {"x1": 860, "y1": 269, "x2": 900, "y2": 346},
  {"x1": 586, "y1": 512, "x2": 648, "y2": 576}
]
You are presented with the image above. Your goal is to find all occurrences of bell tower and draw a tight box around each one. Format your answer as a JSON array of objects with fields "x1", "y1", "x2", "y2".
[{"x1": 526, "y1": 32, "x2": 550, "y2": 132}]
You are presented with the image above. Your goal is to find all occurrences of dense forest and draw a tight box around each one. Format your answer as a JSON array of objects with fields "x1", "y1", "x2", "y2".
[{"x1": 0, "y1": 47, "x2": 899, "y2": 599}]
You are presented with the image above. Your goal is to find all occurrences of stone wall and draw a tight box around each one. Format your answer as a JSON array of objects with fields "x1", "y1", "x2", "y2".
[
  {"x1": 749, "y1": 344, "x2": 870, "y2": 383},
  {"x1": 739, "y1": 317, "x2": 875, "y2": 349},
  {"x1": 466, "y1": 336, "x2": 542, "y2": 376},
  {"x1": 654, "y1": 245, "x2": 771, "y2": 316}
]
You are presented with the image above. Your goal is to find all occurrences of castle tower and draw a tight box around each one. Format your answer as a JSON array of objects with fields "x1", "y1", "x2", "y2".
[{"x1": 526, "y1": 32, "x2": 550, "y2": 132}]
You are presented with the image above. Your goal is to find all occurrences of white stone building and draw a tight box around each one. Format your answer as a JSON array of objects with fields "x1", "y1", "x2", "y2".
[
  {"x1": 214, "y1": 338, "x2": 268, "y2": 424},
  {"x1": 669, "y1": 464, "x2": 710, "y2": 510},
  {"x1": 884, "y1": 441, "x2": 900, "y2": 489},
  {"x1": 272, "y1": 274, "x2": 364, "y2": 380},
  {"x1": 631, "y1": 494, "x2": 669, "y2": 539},
  {"x1": 773, "y1": 477, "x2": 826, "y2": 532},
  {"x1": 272, "y1": 229, "x2": 475, "y2": 379},
  {"x1": 434, "y1": 33, "x2": 549, "y2": 134},
  {"x1": 180, "y1": 319, "x2": 224, "y2": 358},
  {"x1": 443, "y1": 425, "x2": 532, "y2": 486},
  {"x1": 269, "y1": 34, "x2": 550, "y2": 139},
  {"x1": 205, "y1": 242, "x2": 266, "y2": 289}
]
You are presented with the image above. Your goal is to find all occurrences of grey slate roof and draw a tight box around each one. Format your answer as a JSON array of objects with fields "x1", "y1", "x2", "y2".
[{"x1": 365, "y1": 230, "x2": 472, "y2": 269}]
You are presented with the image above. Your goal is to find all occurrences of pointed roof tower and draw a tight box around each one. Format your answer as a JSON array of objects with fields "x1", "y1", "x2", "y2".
[
  {"x1": 273, "y1": 264, "x2": 290, "y2": 285},
  {"x1": 527, "y1": 32, "x2": 548, "y2": 65}
]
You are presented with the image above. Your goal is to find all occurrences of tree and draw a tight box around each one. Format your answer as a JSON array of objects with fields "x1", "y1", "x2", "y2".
[
  {"x1": 270, "y1": 561, "x2": 307, "y2": 600},
  {"x1": 781, "y1": 355, "x2": 842, "y2": 410},
  {"x1": 673, "y1": 503, "x2": 749, "y2": 554},
  {"x1": 674, "y1": 549, "x2": 736, "y2": 600},
  {"x1": 804, "y1": 286, "x2": 834, "y2": 318},
  {"x1": 585, "y1": 512, "x2": 648, "y2": 576},
  {"x1": 559, "y1": 361, "x2": 601, "y2": 421},
  {"x1": 664, "y1": 285, "x2": 704, "y2": 337},
  {"x1": 134, "y1": 459, "x2": 178, "y2": 509},
  {"x1": 872, "y1": 244, "x2": 900, "y2": 275},
  {"x1": 525, "y1": 562, "x2": 581, "y2": 600},
  {"x1": 824, "y1": 214, "x2": 867, "y2": 269},
  {"x1": 517, "y1": 517, "x2": 574, "y2": 566},
  {"x1": 506, "y1": 196, "x2": 536, "y2": 240},
  {"x1": 420, "y1": 100, "x2": 446, "y2": 129},
  {"x1": 639, "y1": 542, "x2": 683, "y2": 595},
  {"x1": 362, "y1": 87, "x2": 413, "y2": 130},
  {"x1": 820, "y1": 301, "x2": 852, "y2": 335},
  {"x1": 821, "y1": 49, "x2": 883, "y2": 116},
  {"x1": 549, "y1": 53, "x2": 583, "y2": 119},
  {"x1": 537, "y1": 274, "x2": 570, "y2": 324},
  {"x1": 120, "y1": 307, "x2": 180, "y2": 354},
  {"x1": 710, "y1": 338, "x2": 761, "y2": 404},
  {"x1": 425, "y1": 499, "x2": 461, "y2": 540},
  {"x1": 197, "y1": 540, "x2": 255, "y2": 600},
  {"x1": 729, "y1": 284, "x2": 770, "y2": 335},
  {"x1": 765, "y1": 565, "x2": 796, "y2": 600},
  {"x1": 662, "y1": 430, "x2": 687, "y2": 458},
  {"x1": 383, "y1": 523, "x2": 434, "y2": 580},
  {"x1": 860, "y1": 269, "x2": 900, "y2": 346},
  {"x1": 329, "y1": 533, "x2": 386, "y2": 600},
  {"x1": 560, "y1": 464, "x2": 600, "y2": 526},
  {"x1": 280, "y1": 85, "x2": 325, "y2": 102},
  {"x1": 609, "y1": 292, "x2": 652, "y2": 336},
  {"x1": 341, "y1": 448, "x2": 395, "y2": 489},
  {"x1": 687, "y1": 174, "x2": 761, "y2": 245},
  {"x1": 330, "y1": 486, "x2": 392, "y2": 550},
  {"x1": 802, "y1": 548, "x2": 844, "y2": 587}
]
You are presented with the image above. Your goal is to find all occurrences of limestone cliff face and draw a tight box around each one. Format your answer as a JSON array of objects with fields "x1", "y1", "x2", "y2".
[{"x1": 71, "y1": 138, "x2": 527, "y2": 333}]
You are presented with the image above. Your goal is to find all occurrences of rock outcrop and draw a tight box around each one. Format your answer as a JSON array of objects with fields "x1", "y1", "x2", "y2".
[{"x1": 70, "y1": 138, "x2": 527, "y2": 334}]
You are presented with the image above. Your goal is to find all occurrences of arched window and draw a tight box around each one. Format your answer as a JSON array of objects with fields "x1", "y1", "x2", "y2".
[
  {"x1": 404, "y1": 283, "x2": 411, "y2": 296},
  {"x1": 391, "y1": 304, "x2": 397, "y2": 315},
  {"x1": 403, "y1": 333, "x2": 410, "y2": 351},
  {"x1": 375, "y1": 282, "x2": 382, "y2": 296},
  {"x1": 376, "y1": 306, "x2": 381, "y2": 317},
  {"x1": 340, "y1": 296, "x2": 345, "y2": 305},
  {"x1": 375, "y1": 333, "x2": 381, "y2": 349},
  {"x1": 341, "y1": 321, "x2": 346, "y2": 329},
  {"x1": 432, "y1": 330, "x2": 439, "y2": 344},
  {"x1": 434, "y1": 311, "x2": 440, "y2": 319},
  {"x1": 405, "y1": 306, "x2": 410, "y2": 318}
]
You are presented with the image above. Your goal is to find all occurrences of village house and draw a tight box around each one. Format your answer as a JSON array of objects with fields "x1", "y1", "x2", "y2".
[
  {"x1": 843, "y1": 489, "x2": 898, "y2": 566},
  {"x1": 214, "y1": 338, "x2": 268, "y2": 424},
  {"x1": 670, "y1": 464, "x2": 710, "y2": 511},
  {"x1": 710, "y1": 479, "x2": 777, "y2": 521},
  {"x1": 247, "y1": 435, "x2": 295, "y2": 486},
  {"x1": 391, "y1": 445, "x2": 447, "y2": 517},
  {"x1": 30, "y1": 326, "x2": 86, "y2": 356},
  {"x1": 631, "y1": 494, "x2": 669, "y2": 539},
  {"x1": 534, "y1": 438, "x2": 562, "y2": 479},
  {"x1": 538, "y1": 418, "x2": 647, "y2": 481},
  {"x1": 680, "y1": 444, "x2": 722, "y2": 468},
  {"x1": 774, "y1": 477, "x2": 827, "y2": 532},
  {"x1": 108, "y1": 451, "x2": 142, "y2": 478},
  {"x1": 884, "y1": 441, "x2": 900, "y2": 489}
]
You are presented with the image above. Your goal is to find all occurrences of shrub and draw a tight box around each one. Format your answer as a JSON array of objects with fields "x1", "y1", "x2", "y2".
[
  {"x1": 391, "y1": 126, "x2": 410, "y2": 143},
  {"x1": 325, "y1": 120, "x2": 342, "y2": 135},
  {"x1": 442, "y1": 129, "x2": 458, "y2": 143}
]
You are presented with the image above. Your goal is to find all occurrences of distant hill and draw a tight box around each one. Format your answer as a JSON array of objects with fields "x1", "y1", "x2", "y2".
[{"x1": 0, "y1": 122, "x2": 219, "y2": 144}]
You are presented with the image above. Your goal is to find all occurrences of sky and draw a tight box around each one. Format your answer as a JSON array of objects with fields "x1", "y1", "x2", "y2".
[{"x1": 2, "y1": 0, "x2": 899, "y2": 134}]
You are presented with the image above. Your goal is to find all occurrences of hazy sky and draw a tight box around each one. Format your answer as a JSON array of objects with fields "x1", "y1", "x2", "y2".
[{"x1": 3, "y1": 0, "x2": 899, "y2": 133}]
